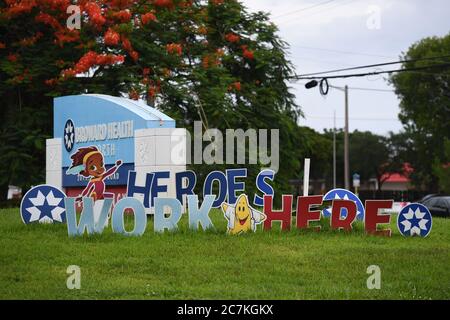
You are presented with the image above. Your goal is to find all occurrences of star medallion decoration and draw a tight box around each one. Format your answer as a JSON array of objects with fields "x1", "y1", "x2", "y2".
[
  {"x1": 20, "y1": 185, "x2": 67, "y2": 224},
  {"x1": 222, "y1": 194, "x2": 266, "y2": 235},
  {"x1": 397, "y1": 203, "x2": 432, "y2": 237},
  {"x1": 322, "y1": 188, "x2": 365, "y2": 220},
  {"x1": 64, "y1": 119, "x2": 75, "y2": 152}
]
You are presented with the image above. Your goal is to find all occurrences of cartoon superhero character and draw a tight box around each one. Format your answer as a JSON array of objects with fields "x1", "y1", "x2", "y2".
[
  {"x1": 66, "y1": 146, "x2": 122, "y2": 202},
  {"x1": 221, "y1": 194, "x2": 266, "y2": 235}
]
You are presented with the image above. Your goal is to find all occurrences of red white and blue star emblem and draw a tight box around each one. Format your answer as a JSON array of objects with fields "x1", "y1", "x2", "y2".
[
  {"x1": 397, "y1": 203, "x2": 432, "y2": 237},
  {"x1": 322, "y1": 188, "x2": 365, "y2": 220},
  {"x1": 20, "y1": 185, "x2": 67, "y2": 224},
  {"x1": 64, "y1": 119, "x2": 75, "y2": 152}
]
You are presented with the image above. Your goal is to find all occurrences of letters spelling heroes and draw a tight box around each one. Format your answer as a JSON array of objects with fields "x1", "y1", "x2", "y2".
[{"x1": 65, "y1": 168, "x2": 396, "y2": 237}]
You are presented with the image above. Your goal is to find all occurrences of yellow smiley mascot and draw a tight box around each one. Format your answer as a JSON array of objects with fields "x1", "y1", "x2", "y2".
[{"x1": 221, "y1": 194, "x2": 266, "y2": 235}]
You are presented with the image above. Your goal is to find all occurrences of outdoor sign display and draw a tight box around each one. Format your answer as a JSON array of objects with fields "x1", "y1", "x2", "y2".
[
  {"x1": 21, "y1": 166, "x2": 433, "y2": 238},
  {"x1": 52, "y1": 94, "x2": 175, "y2": 192},
  {"x1": 21, "y1": 94, "x2": 433, "y2": 239}
]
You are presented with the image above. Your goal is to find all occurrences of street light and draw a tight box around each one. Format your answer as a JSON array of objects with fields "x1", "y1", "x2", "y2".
[
  {"x1": 305, "y1": 81, "x2": 350, "y2": 190},
  {"x1": 305, "y1": 80, "x2": 318, "y2": 89}
]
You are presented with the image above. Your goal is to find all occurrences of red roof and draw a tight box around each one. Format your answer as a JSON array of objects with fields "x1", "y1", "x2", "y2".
[
  {"x1": 382, "y1": 173, "x2": 410, "y2": 183},
  {"x1": 381, "y1": 163, "x2": 413, "y2": 183}
]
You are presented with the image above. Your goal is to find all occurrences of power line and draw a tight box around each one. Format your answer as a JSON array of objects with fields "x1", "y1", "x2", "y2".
[
  {"x1": 298, "y1": 55, "x2": 450, "y2": 77},
  {"x1": 292, "y1": 63, "x2": 450, "y2": 80},
  {"x1": 273, "y1": 0, "x2": 339, "y2": 19},
  {"x1": 305, "y1": 115, "x2": 399, "y2": 122},
  {"x1": 290, "y1": 45, "x2": 396, "y2": 59},
  {"x1": 345, "y1": 87, "x2": 394, "y2": 92},
  {"x1": 297, "y1": 80, "x2": 395, "y2": 92},
  {"x1": 279, "y1": 0, "x2": 361, "y2": 25},
  {"x1": 297, "y1": 82, "x2": 395, "y2": 92},
  {"x1": 292, "y1": 55, "x2": 357, "y2": 68}
]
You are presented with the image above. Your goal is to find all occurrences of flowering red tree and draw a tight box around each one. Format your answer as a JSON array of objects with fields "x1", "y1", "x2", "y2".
[{"x1": 0, "y1": 0, "x2": 301, "y2": 200}]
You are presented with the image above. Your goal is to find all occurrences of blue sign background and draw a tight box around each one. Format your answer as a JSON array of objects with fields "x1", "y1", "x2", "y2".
[
  {"x1": 62, "y1": 163, "x2": 135, "y2": 187},
  {"x1": 20, "y1": 185, "x2": 67, "y2": 224},
  {"x1": 322, "y1": 188, "x2": 365, "y2": 220},
  {"x1": 397, "y1": 203, "x2": 432, "y2": 237},
  {"x1": 54, "y1": 94, "x2": 175, "y2": 187}
]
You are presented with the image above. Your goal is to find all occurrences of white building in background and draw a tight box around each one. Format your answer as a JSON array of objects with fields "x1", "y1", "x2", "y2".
[{"x1": 7, "y1": 185, "x2": 22, "y2": 200}]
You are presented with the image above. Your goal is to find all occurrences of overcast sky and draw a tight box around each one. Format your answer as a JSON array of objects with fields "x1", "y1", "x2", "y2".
[{"x1": 244, "y1": 0, "x2": 450, "y2": 135}]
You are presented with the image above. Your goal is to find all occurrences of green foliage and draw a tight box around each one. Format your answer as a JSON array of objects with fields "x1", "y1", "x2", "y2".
[
  {"x1": 0, "y1": 0, "x2": 304, "y2": 200},
  {"x1": 321, "y1": 130, "x2": 404, "y2": 190},
  {"x1": 390, "y1": 33, "x2": 450, "y2": 191},
  {"x1": 347, "y1": 131, "x2": 389, "y2": 185},
  {"x1": 0, "y1": 100, "x2": 52, "y2": 194},
  {"x1": 1, "y1": 208, "x2": 449, "y2": 299},
  {"x1": 432, "y1": 139, "x2": 450, "y2": 193},
  {"x1": 299, "y1": 126, "x2": 333, "y2": 182}
]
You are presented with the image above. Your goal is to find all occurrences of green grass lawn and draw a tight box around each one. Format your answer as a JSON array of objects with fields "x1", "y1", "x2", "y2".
[{"x1": 0, "y1": 207, "x2": 449, "y2": 300}]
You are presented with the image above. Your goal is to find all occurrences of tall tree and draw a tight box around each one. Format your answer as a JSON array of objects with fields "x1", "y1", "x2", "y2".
[
  {"x1": 323, "y1": 130, "x2": 402, "y2": 191},
  {"x1": 0, "y1": 0, "x2": 302, "y2": 200},
  {"x1": 389, "y1": 33, "x2": 450, "y2": 192},
  {"x1": 432, "y1": 138, "x2": 450, "y2": 193}
]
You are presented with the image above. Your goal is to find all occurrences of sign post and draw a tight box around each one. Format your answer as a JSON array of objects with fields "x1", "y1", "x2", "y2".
[
  {"x1": 353, "y1": 173, "x2": 360, "y2": 196},
  {"x1": 303, "y1": 158, "x2": 311, "y2": 196}
]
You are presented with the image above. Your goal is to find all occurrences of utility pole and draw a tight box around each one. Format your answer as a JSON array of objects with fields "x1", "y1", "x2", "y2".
[
  {"x1": 330, "y1": 85, "x2": 350, "y2": 189},
  {"x1": 304, "y1": 81, "x2": 350, "y2": 190},
  {"x1": 333, "y1": 110, "x2": 336, "y2": 189},
  {"x1": 344, "y1": 85, "x2": 350, "y2": 190}
]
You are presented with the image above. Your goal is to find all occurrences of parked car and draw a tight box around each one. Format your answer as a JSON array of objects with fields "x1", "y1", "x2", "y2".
[
  {"x1": 419, "y1": 194, "x2": 439, "y2": 203},
  {"x1": 420, "y1": 195, "x2": 450, "y2": 218}
]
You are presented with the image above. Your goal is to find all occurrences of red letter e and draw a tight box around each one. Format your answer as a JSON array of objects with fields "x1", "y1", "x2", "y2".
[
  {"x1": 297, "y1": 196, "x2": 323, "y2": 231},
  {"x1": 365, "y1": 200, "x2": 393, "y2": 237}
]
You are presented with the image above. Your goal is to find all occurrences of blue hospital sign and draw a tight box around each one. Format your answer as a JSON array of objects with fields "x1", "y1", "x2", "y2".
[{"x1": 53, "y1": 94, "x2": 175, "y2": 187}]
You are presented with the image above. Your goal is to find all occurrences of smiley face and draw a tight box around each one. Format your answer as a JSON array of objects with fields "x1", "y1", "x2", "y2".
[
  {"x1": 235, "y1": 196, "x2": 251, "y2": 227},
  {"x1": 85, "y1": 153, "x2": 105, "y2": 178},
  {"x1": 222, "y1": 194, "x2": 265, "y2": 235}
]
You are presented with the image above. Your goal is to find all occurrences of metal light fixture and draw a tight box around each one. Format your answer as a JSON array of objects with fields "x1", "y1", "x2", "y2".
[{"x1": 305, "y1": 80, "x2": 318, "y2": 89}]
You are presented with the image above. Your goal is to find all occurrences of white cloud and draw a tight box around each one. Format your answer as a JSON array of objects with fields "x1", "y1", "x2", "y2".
[{"x1": 243, "y1": 0, "x2": 450, "y2": 135}]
